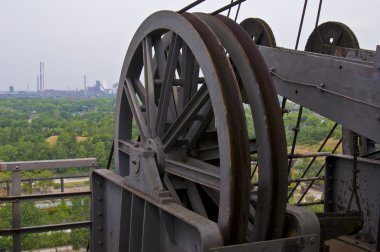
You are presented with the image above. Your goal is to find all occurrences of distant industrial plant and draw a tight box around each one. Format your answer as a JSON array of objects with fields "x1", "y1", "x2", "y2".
[{"x1": 0, "y1": 63, "x2": 116, "y2": 99}]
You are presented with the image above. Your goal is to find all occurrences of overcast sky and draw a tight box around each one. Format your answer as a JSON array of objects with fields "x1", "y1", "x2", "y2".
[{"x1": 1, "y1": 0, "x2": 379, "y2": 91}]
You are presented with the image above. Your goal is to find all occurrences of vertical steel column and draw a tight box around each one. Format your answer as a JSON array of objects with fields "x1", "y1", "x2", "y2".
[{"x1": 11, "y1": 166, "x2": 21, "y2": 252}]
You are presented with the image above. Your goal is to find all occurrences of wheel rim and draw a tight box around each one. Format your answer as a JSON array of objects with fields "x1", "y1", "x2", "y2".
[
  {"x1": 214, "y1": 14, "x2": 288, "y2": 241},
  {"x1": 115, "y1": 11, "x2": 250, "y2": 244}
]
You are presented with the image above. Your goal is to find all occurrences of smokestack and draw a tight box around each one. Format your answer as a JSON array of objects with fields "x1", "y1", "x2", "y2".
[
  {"x1": 42, "y1": 62, "x2": 45, "y2": 91},
  {"x1": 84, "y1": 75, "x2": 87, "y2": 91},
  {"x1": 39, "y1": 62, "x2": 42, "y2": 91},
  {"x1": 37, "y1": 75, "x2": 40, "y2": 92},
  {"x1": 39, "y1": 61, "x2": 45, "y2": 91}
]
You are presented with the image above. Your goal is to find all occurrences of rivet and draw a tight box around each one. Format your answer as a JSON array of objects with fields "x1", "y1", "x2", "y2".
[
  {"x1": 98, "y1": 211, "x2": 103, "y2": 216},
  {"x1": 98, "y1": 226, "x2": 103, "y2": 231},
  {"x1": 310, "y1": 236, "x2": 315, "y2": 245}
]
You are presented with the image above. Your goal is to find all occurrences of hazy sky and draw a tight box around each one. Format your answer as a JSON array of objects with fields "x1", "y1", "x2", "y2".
[{"x1": 1, "y1": 0, "x2": 379, "y2": 91}]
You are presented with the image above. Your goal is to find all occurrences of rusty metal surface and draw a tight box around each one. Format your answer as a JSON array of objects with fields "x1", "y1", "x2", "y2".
[
  {"x1": 209, "y1": 235, "x2": 318, "y2": 252},
  {"x1": 325, "y1": 155, "x2": 380, "y2": 244}
]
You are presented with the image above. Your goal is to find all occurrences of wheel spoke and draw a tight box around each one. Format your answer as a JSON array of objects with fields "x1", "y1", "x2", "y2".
[
  {"x1": 155, "y1": 34, "x2": 182, "y2": 137},
  {"x1": 165, "y1": 157, "x2": 220, "y2": 191},
  {"x1": 179, "y1": 44, "x2": 199, "y2": 110},
  {"x1": 153, "y1": 32, "x2": 172, "y2": 77},
  {"x1": 254, "y1": 29, "x2": 264, "y2": 44},
  {"x1": 124, "y1": 79, "x2": 150, "y2": 140},
  {"x1": 143, "y1": 37, "x2": 158, "y2": 136},
  {"x1": 162, "y1": 84, "x2": 209, "y2": 151},
  {"x1": 133, "y1": 78, "x2": 145, "y2": 105},
  {"x1": 186, "y1": 181, "x2": 208, "y2": 217},
  {"x1": 153, "y1": 32, "x2": 180, "y2": 125},
  {"x1": 201, "y1": 186, "x2": 219, "y2": 205},
  {"x1": 185, "y1": 101, "x2": 213, "y2": 150},
  {"x1": 196, "y1": 138, "x2": 257, "y2": 162}
]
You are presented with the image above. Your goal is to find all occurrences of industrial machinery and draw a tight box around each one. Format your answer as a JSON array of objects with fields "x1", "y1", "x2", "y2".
[{"x1": 91, "y1": 1, "x2": 380, "y2": 251}]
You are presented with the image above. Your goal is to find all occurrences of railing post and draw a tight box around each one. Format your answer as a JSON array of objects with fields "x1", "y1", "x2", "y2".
[
  {"x1": 12, "y1": 165, "x2": 22, "y2": 252},
  {"x1": 60, "y1": 177, "x2": 64, "y2": 193},
  {"x1": 6, "y1": 181, "x2": 10, "y2": 196}
]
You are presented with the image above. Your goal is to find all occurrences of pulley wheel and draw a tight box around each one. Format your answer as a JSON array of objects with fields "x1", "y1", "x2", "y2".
[
  {"x1": 193, "y1": 13, "x2": 288, "y2": 241},
  {"x1": 240, "y1": 18, "x2": 276, "y2": 47},
  {"x1": 305, "y1": 21, "x2": 359, "y2": 53},
  {"x1": 115, "y1": 11, "x2": 250, "y2": 244}
]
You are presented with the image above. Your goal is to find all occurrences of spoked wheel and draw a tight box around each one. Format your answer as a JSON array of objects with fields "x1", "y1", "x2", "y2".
[
  {"x1": 193, "y1": 13, "x2": 288, "y2": 241},
  {"x1": 240, "y1": 18, "x2": 276, "y2": 47},
  {"x1": 114, "y1": 11, "x2": 250, "y2": 245},
  {"x1": 305, "y1": 21, "x2": 359, "y2": 53},
  {"x1": 305, "y1": 21, "x2": 377, "y2": 156}
]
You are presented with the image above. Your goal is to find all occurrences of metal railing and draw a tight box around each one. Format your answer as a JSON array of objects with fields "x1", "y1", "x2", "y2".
[{"x1": 0, "y1": 158, "x2": 96, "y2": 252}]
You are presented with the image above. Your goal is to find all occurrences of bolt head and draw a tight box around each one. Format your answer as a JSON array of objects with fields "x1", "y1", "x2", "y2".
[{"x1": 310, "y1": 236, "x2": 316, "y2": 244}]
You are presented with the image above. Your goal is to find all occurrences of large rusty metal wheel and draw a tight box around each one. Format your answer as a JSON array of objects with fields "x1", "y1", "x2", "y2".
[
  {"x1": 114, "y1": 11, "x2": 250, "y2": 244},
  {"x1": 193, "y1": 13, "x2": 288, "y2": 241}
]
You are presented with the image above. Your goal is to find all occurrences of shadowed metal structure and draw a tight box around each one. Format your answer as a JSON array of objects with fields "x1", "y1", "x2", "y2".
[{"x1": 90, "y1": 1, "x2": 380, "y2": 251}]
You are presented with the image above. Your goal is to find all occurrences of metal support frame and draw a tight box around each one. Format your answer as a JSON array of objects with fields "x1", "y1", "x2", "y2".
[
  {"x1": 0, "y1": 158, "x2": 96, "y2": 252},
  {"x1": 91, "y1": 169, "x2": 223, "y2": 252},
  {"x1": 325, "y1": 155, "x2": 380, "y2": 247},
  {"x1": 258, "y1": 45, "x2": 380, "y2": 143}
]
